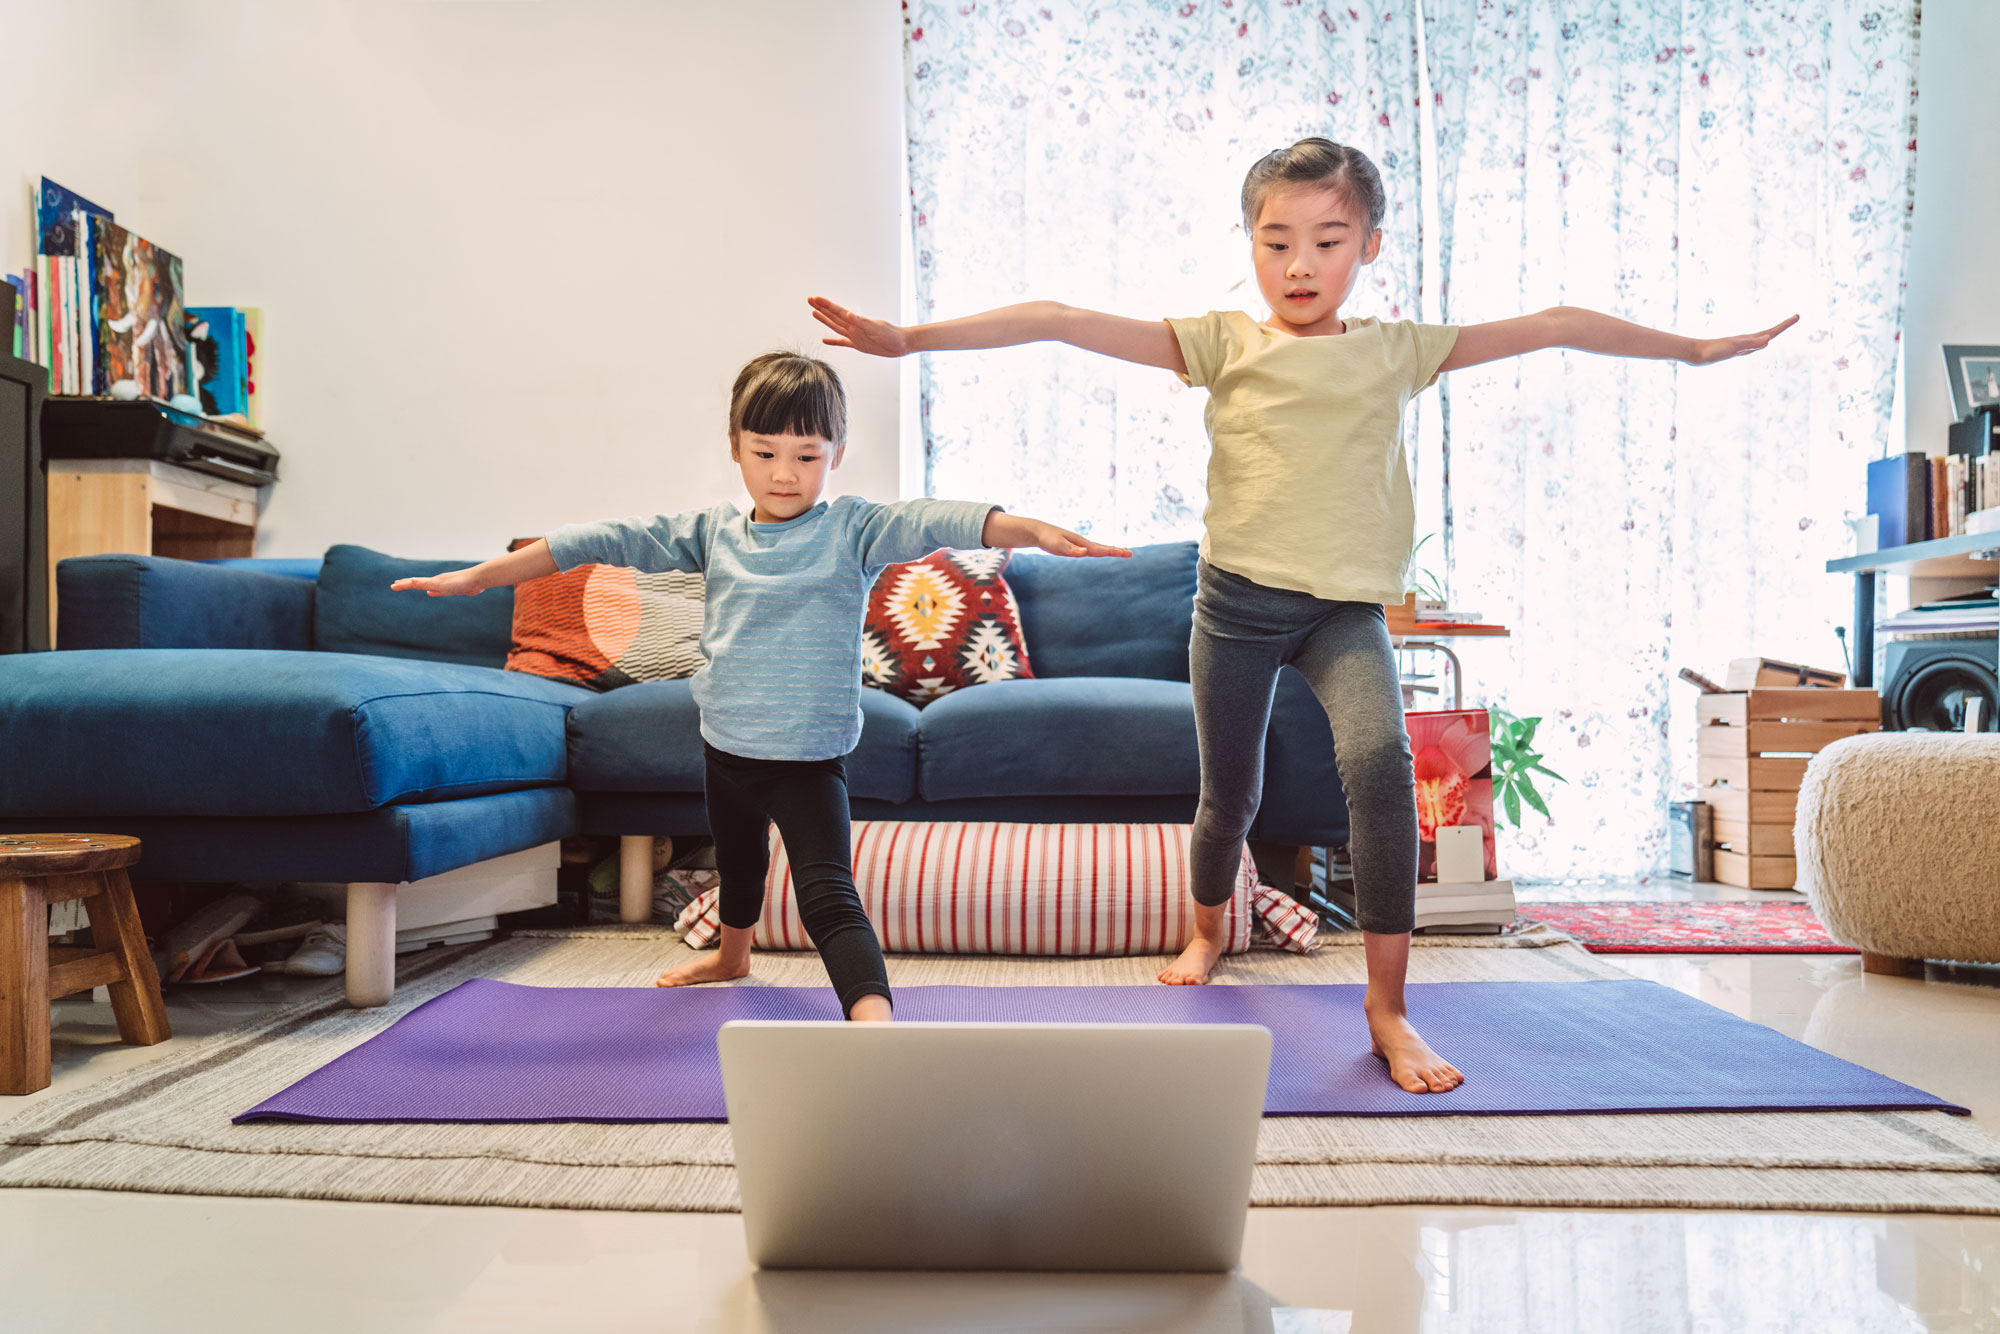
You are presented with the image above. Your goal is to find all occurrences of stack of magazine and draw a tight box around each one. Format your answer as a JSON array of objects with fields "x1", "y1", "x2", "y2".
[
  {"x1": 1878, "y1": 591, "x2": 1998, "y2": 642},
  {"x1": 1311, "y1": 855, "x2": 1519, "y2": 935}
]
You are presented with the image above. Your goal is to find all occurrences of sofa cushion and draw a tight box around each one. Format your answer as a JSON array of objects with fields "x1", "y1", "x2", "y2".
[
  {"x1": 0, "y1": 649, "x2": 587, "y2": 818},
  {"x1": 566, "y1": 679, "x2": 922, "y2": 804},
  {"x1": 916, "y1": 677, "x2": 1200, "y2": 801},
  {"x1": 676, "y1": 821, "x2": 1312, "y2": 956},
  {"x1": 861, "y1": 548, "x2": 1033, "y2": 704},
  {"x1": 507, "y1": 561, "x2": 706, "y2": 690},
  {"x1": 1004, "y1": 540, "x2": 1197, "y2": 681},
  {"x1": 315, "y1": 544, "x2": 516, "y2": 669},
  {"x1": 57, "y1": 555, "x2": 314, "y2": 651}
]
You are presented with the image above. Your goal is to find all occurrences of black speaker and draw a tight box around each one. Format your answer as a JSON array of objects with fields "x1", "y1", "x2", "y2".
[{"x1": 1881, "y1": 638, "x2": 1998, "y2": 732}]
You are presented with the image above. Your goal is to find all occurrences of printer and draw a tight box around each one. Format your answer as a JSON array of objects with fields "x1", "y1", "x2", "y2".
[{"x1": 41, "y1": 398, "x2": 280, "y2": 486}]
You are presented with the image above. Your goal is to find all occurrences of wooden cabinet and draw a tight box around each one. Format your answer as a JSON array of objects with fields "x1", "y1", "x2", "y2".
[{"x1": 1696, "y1": 688, "x2": 1881, "y2": 889}]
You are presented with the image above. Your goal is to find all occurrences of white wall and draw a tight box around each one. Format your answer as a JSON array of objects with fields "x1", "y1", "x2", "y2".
[
  {"x1": 1, "y1": 0, "x2": 906, "y2": 558},
  {"x1": 1903, "y1": 0, "x2": 2000, "y2": 456}
]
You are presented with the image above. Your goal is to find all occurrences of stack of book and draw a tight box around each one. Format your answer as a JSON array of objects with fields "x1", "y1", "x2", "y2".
[
  {"x1": 6, "y1": 177, "x2": 260, "y2": 430},
  {"x1": 186, "y1": 304, "x2": 263, "y2": 428},
  {"x1": 13, "y1": 177, "x2": 192, "y2": 400},
  {"x1": 1878, "y1": 594, "x2": 1999, "y2": 641},
  {"x1": 1313, "y1": 871, "x2": 1519, "y2": 935},
  {"x1": 1868, "y1": 449, "x2": 1998, "y2": 546},
  {"x1": 1412, "y1": 877, "x2": 1519, "y2": 933}
]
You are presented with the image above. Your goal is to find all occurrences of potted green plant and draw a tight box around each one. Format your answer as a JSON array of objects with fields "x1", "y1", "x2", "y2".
[{"x1": 1488, "y1": 706, "x2": 1565, "y2": 828}]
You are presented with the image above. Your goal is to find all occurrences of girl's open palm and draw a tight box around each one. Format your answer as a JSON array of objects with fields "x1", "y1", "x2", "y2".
[
  {"x1": 1686, "y1": 314, "x2": 1799, "y2": 366},
  {"x1": 1036, "y1": 524, "x2": 1132, "y2": 560},
  {"x1": 809, "y1": 297, "x2": 909, "y2": 358},
  {"x1": 391, "y1": 569, "x2": 484, "y2": 597}
]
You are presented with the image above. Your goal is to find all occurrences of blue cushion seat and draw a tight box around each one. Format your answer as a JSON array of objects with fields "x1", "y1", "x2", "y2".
[
  {"x1": 1006, "y1": 541, "x2": 1198, "y2": 682},
  {"x1": 314, "y1": 544, "x2": 517, "y2": 669},
  {"x1": 916, "y1": 677, "x2": 1200, "y2": 801},
  {"x1": 567, "y1": 680, "x2": 922, "y2": 804},
  {"x1": 0, "y1": 649, "x2": 588, "y2": 818}
]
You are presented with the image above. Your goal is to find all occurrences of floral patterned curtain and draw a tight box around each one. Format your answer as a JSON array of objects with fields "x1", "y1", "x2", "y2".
[
  {"x1": 1422, "y1": 0, "x2": 1920, "y2": 878},
  {"x1": 903, "y1": 1, "x2": 1921, "y2": 881},
  {"x1": 902, "y1": 0, "x2": 1430, "y2": 541}
]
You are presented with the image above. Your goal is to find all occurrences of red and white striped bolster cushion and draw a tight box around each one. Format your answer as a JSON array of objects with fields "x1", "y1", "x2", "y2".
[{"x1": 674, "y1": 821, "x2": 1317, "y2": 957}]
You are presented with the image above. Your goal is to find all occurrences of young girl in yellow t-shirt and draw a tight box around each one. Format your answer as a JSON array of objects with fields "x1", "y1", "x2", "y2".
[{"x1": 810, "y1": 137, "x2": 1793, "y2": 1093}]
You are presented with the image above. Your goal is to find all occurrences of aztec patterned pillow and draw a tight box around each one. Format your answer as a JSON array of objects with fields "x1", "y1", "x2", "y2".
[
  {"x1": 504, "y1": 541, "x2": 705, "y2": 690},
  {"x1": 675, "y1": 821, "x2": 1319, "y2": 957},
  {"x1": 860, "y1": 548, "x2": 1034, "y2": 705}
]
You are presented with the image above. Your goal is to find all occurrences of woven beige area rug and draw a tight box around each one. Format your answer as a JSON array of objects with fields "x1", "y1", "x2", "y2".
[{"x1": 4, "y1": 926, "x2": 1997, "y2": 1215}]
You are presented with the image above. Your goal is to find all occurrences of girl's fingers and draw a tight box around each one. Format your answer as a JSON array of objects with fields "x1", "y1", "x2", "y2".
[{"x1": 822, "y1": 338, "x2": 854, "y2": 348}]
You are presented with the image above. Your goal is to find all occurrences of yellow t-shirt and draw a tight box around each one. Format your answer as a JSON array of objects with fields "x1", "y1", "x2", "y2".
[{"x1": 1167, "y1": 310, "x2": 1459, "y2": 604}]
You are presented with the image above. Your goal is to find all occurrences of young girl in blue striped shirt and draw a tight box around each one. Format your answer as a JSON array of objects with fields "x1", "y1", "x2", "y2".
[{"x1": 397, "y1": 352, "x2": 1129, "y2": 1021}]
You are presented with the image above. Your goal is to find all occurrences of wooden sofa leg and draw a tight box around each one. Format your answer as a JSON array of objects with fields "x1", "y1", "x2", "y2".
[
  {"x1": 346, "y1": 882, "x2": 398, "y2": 1008},
  {"x1": 619, "y1": 836, "x2": 654, "y2": 924},
  {"x1": 1862, "y1": 951, "x2": 1923, "y2": 977}
]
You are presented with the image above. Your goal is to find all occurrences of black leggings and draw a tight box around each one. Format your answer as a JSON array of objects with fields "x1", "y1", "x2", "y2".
[{"x1": 704, "y1": 743, "x2": 890, "y2": 1016}]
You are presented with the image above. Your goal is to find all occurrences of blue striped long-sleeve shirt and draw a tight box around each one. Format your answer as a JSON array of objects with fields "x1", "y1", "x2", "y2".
[{"x1": 545, "y1": 495, "x2": 996, "y2": 761}]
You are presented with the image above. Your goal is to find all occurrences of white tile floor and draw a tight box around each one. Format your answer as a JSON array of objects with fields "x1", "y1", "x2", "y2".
[{"x1": 4, "y1": 886, "x2": 1998, "y2": 1333}]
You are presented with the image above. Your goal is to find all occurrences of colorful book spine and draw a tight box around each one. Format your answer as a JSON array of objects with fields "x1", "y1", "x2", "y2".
[
  {"x1": 241, "y1": 306, "x2": 263, "y2": 430},
  {"x1": 79, "y1": 210, "x2": 95, "y2": 393},
  {"x1": 3, "y1": 276, "x2": 21, "y2": 358}
]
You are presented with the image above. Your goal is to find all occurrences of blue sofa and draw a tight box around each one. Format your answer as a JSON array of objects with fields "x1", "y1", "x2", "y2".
[{"x1": 2, "y1": 541, "x2": 1349, "y2": 1004}]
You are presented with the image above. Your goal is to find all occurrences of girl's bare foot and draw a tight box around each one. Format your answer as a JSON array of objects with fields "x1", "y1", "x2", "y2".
[
  {"x1": 1158, "y1": 930, "x2": 1226, "y2": 985},
  {"x1": 1159, "y1": 899, "x2": 1228, "y2": 984},
  {"x1": 1364, "y1": 999, "x2": 1464, "y2": 1093},
  {"x1": 655, "y1": 952, "x2": 750, "y2": 988}
]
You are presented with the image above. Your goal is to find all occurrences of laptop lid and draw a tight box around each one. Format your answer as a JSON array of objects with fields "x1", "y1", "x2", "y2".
[{"x1": 720, "y1": 1021, "x2": 1272, "y2": 1272}]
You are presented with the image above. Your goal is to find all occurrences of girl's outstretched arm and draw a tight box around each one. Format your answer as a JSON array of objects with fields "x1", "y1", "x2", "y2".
[
  {"x1": 982, "y1": 509, "x2": 1132, "y2": 559},
  {"x1": 1437, "y1": 308, "x2": 1798, "y2": 374},
  {"x1": 809, "y1": 297, "x2": 1187, "y2": 375},
  {"x1": 391, "y1": 539, "x2": 558, "y2": 596}
]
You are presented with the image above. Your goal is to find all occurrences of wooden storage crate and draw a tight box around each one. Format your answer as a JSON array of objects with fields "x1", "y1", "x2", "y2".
[{"x1": 1695, "y1": 688, "x2": 1879, "y2": 889}]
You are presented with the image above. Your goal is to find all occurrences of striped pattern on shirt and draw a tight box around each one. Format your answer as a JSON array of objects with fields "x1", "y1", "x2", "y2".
[{"x1": 545, "y1": 494, "x2": 994, "y2": 761}]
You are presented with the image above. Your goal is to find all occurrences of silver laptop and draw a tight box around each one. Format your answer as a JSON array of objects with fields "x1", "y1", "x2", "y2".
[{"x1": 719, "y1": 1021, "x2": 1272, "y2": 1272}]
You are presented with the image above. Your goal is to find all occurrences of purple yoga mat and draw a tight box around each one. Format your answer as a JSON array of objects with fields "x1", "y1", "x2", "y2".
[{"x1": 235, "y1": 978, "x2": 1965, "y2": 1124}]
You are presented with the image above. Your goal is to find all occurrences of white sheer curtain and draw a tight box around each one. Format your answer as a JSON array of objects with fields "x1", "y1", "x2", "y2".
[
  {"x1": 1423, "y1": 0, "x2": 1919, "y2": 878},
  {"x1": 903, "y1": 1, "x2": 1921, "y2": 879},
  {"x1": 902, "y1": 0, "x2": 1431, "y2": 541}
]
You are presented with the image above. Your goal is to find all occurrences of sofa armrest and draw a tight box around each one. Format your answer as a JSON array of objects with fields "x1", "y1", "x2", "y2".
[{"x1": 57, "y1": 555, "x2": 315, "y2": 650}]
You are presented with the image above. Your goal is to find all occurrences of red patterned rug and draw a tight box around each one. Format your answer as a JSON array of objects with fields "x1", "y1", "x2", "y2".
[{"x1": 1511, "y1": 901, "x2": 1856, "y2": 954}]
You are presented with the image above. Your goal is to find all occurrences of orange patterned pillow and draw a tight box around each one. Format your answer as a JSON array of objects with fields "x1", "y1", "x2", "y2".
[
  {"x1": 505, "y1": 541, "x2": 704, "y2": 690},
  {"x1": 860, "y1": 548, "x2": 1033, "y2": 705}
]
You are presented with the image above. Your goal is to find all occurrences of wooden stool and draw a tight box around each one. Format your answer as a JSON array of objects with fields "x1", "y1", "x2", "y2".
[{"x1": 1, "y1": 834, "x2": 171, "y2": 1095}]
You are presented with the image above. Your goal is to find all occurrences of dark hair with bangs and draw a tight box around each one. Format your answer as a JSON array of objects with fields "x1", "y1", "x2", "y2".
[
  {"x1": 729, "y1": 351, "x2": 847, "y2": 449},
  {"x1": 1240, "y1": 137, "x2": 1386, "y2": 234}
]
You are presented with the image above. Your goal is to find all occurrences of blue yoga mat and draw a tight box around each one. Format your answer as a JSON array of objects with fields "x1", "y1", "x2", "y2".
[{"x1": 234, "y1": 978, "x2": 1965, "y2": 1124}]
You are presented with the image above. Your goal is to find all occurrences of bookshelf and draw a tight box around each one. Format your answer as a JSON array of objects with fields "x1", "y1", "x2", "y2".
[{"x1": 1826, "y1": 531, "x2": 1999, "y2": 686}]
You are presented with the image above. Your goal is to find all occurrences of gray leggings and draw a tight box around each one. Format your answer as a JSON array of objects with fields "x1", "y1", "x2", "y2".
[{"x1": 1188, "y1": 560, "x2": 1418, "y2": 935}]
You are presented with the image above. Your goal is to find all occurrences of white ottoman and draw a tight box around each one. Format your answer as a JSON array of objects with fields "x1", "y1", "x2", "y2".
[{"x1": 1795, "y1": 732, "x2": 2000, "y2": 973}]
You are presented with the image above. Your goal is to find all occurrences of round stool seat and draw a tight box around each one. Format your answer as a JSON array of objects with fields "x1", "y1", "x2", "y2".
[
  {"x1": 1797, "y1": 732, "x2": 2000, "y2": 970},
  {"x1": 0, "y1": 833, "x2": 141, "y2": 875}
]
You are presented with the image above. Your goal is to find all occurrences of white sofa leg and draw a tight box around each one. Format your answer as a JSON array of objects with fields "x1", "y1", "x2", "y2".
[
  {"x1": 619, "y1": 836, "x2": 654, "y2": 924},
  {"x1": 346, "y1": 881, "x2": 398, "y2": 1008}
]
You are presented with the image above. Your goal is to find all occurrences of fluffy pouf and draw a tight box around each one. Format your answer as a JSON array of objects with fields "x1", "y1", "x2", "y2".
[{"x1": 1795, "y1": 731, "x2": 2000, "y2": 970}]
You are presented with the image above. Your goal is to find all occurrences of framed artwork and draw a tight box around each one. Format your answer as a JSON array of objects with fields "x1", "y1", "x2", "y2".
[
  {"x1": 1942, "y1": 344, "x2": 2000, "y2": 421},
  {"x1": 1407, "y1": 708, "x2": 1497, "y2": 882}
]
